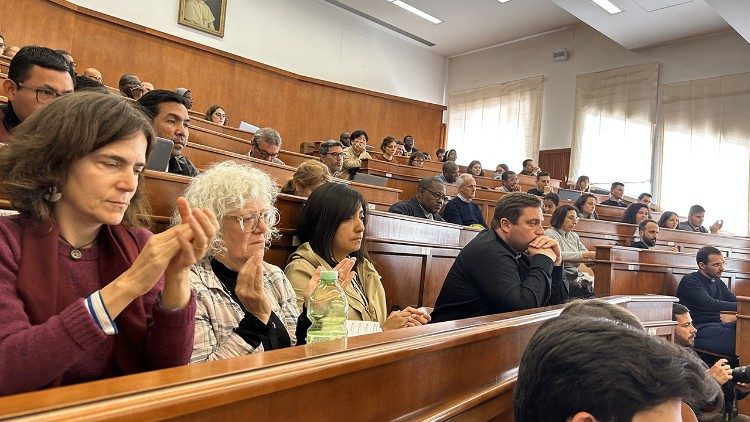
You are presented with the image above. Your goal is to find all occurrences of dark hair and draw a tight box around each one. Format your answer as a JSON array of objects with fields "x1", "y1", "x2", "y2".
[
  {"x1": 0, "y1": 92, "x2": 155, "y2": 226},
  {"x1": 689, "y1": 204, "x2": 706, "y2": 216},
  {"x1": 621, "y1": 203, "x2": 650, "y2": 224},
  {"x1": 696, "y1": 246, "x2": 722, "y2": 265},
  {"x1": 418, "y1": 176, "x2": 443, "y2": 192},
  {"x1": 436, "y1": 148, "x2": 445, "y2": 155},
  {"x1": 442, "y1": 161, "x2": 458, "y2": 172},
  {"x1": 574, "y1": 175, "x2": 589, "y2": 190},
  {"x1": 501, "y1": 170, "x2": 516, "y2": 182},
  {"x1": 467, "y1": 160, "x2": 483, "y2": 175},
  {"x1": 536, "y1": 171, "x2": 550, "y2": 180},
  {"x1": 137, "y1": 89, "x2": 190, "y2": 120},
  {"x1": 204, "y1": 104, "x2": 227, "y2": 125},
  {"x1": 74, "y1": 75, "x2": 108, "y2": 94},
  {"x1": 658, "y1": 211, "x2": 679, "y2": 228},
  {"x1": 550, "y1": 204, "x2": 575, "y2": 229},
  {"x1": 408, "y1": 151, "x2": 425, "y2": 165},
  {"x1": 611, "y1": 182, "x2": 624, "y2": 190},
  {"x1": 380, "y1": 136, "x2": 396, "y2": 152},
  {"x1": 514, "y1": 316, "x2": 720, "y2": 422},
  {"x1": 497, "y1": 164, "x2": 509, "y2": 172},
  {"x1": 522, "y1": 158, "x2": 533, "y2": 168},
  {"x1": 350, "y1": 130, "x2": 368, "y2": 143},
  {"x1": 574, "y1": 193, "x2": 596, "y2": 212},
  {"x1": 543, "y1": 192, "x2": 559, "y2": 206},
  {"x1": 560, "y1": 299, "x2": 644, "y2": 330},
  {"x1": 442, "y1": 149, "x2": 457, "y2": 162},
  {"x1": 638, "y1": 192, "x2": 652, "y2": 201},
  {"x1": 638, "y1": 219, "x2": 657, "y2": 232},
  {"x1": 8, "y1": 46, "x2": 71, "y2": 84},
  {"x1": 297, "y1": 182, "x2": 369, "y2": 268},
  {"x1": 319, "y1": 140, "x2": 344, "y2": 155},
  {"x1": 403, "y1": 135, "x2": 413, "y2": 142},
  {"x1": 672, "y1": 303, "x2": 690, "y2": 320},
  {"x1": 491, "y1": 192, "x2": 542, "y2": 228}
]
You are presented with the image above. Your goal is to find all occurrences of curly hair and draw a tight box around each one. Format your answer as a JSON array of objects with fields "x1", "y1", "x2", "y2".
[{"x1": 175, "y1": 161, "x2": 280, "y2": 257}]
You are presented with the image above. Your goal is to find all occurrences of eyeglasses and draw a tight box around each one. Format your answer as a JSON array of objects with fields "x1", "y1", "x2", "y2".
[
  {"x1": 322, "y1": 152, "x2": 344, "y2": 159},
  {"x1": 231, "y1": 209, "x2": 280, "y2": 233},
  {"x1": 15, "y1": 81, "x2": 70, "y2": 104},
  {"x1": 213, "y1": 111, "x2": 226, "y2": 118},
  {"x1": 421, "y1": 188, "x2": 449, "y2": 203},
  {"x1": 253, "y1": 143, "x2": 279, "y2": 159}
]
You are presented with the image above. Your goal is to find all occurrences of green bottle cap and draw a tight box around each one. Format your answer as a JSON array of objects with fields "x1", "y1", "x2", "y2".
[{"x1": 320, "y1": 270, "x2": 338, "y2": 282}]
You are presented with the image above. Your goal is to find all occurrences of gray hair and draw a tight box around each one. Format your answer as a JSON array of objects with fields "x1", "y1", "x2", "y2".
[
  {"x1": 456, "y1": 173, "x2": 474, "y2": 187},
  {"x1": 174, "y1": 161, "x2": 280, "y2": 258},
  {"x1": 253, "y1": 127, "x2": 282, "y2": 147},
  {"x1": 319, "y1": 140, "x2": 343, "y2": 155},
  {"x1": 442, "y1": 161, "x2": 458, "y2": 172}
]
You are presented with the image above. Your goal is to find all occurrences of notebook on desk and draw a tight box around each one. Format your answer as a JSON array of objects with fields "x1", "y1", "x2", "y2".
[{"x1": 146, "y1": 137, "x2": 174, "y2": 172}]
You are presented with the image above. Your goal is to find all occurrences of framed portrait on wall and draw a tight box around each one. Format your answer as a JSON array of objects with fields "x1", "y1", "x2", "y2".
[{"x1": 178, "y1": 0, "x2": 227, "y2": 37}]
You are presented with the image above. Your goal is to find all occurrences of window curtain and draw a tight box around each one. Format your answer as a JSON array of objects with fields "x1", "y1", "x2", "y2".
[
  {"x1": 655, "y1": 72, "x2": 750, "y2": 235},
  {"x1": 446, "y1": 76, "x2": 544, "y2": 169},
  {"x1": 569, "y1": 62, "x2": 659, "y2": 194}
]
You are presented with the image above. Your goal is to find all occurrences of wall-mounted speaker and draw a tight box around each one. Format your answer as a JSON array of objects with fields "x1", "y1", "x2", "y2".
[{"x1": 552, "y1": 48, "x2": 569, "y2": 62}]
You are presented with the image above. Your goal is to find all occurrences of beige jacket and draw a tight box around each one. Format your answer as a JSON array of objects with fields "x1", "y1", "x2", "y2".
[
  {"x1": 284, "y1": 242, "x2": 387, "y2": 326},
  {"x1": 335, "y1": 146, "x2": 372, "y2": 179}
]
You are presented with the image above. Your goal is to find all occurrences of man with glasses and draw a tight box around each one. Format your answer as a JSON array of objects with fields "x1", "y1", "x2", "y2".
[
  {"x1": 388, "y1": 177, "x2": 446, "y2": 221},
  {"x1": 1, "y1": 46, "x2": 74, "y2": 142},
  {"x1": 431, "y1": 192, "x2": 568, "y2": 323},
  {"x1": 318, "y1": 140, "x2": 344, "y2": 176},
  {"x1": 247, "y1": 127, "x2": 285, "y2": 165}
]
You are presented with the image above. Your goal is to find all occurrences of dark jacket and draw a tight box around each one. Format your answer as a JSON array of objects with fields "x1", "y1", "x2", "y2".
[
  {"x1": 0, "y1": 103, "x2": 22, "y2": 143},
  {"x1": 631, "y1": 240, "x2": 650, "y2": 249},
  {"x1": 168, "y1": 155, "x2": 199, "y2": 177},
  {"x1": 677, "y1": 271, "x2": 736, "y2": 325},
  {"x1": 388, "y1": 197, "x2": 444, "y2": 221},
  {"x1": 600, "y1": 198, "x2": 627, "y2": 208},
  {"x1": 443, "y1": 196, "x2": 487, "y2": 228}
]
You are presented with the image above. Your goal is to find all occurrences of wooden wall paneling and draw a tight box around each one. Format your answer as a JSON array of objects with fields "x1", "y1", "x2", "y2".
[
  {"x1": 538, "y1": 148, "x2": 571, "y2": 184},
  {"x1": 422, "y1": 251, "x2": 460, "y2": 308},
  {"x1": 0, "y1": 0, "x2": 77, "y2": 53},
  {"x1": 368, "y1": 242, "x2": 427, "y2": 309}
]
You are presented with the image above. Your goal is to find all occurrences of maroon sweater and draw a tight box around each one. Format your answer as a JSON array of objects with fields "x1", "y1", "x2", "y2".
[{"x1": 0, "y1": 216, "x2": 197, "y2": 395}]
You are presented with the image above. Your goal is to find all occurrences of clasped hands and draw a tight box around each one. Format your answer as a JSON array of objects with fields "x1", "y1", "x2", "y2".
[{"x1": 527, "y1": 235, "x2": 562, "y2": 266}]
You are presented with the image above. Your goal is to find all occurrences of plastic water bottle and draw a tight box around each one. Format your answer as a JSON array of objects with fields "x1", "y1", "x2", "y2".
[{"x1": 306, "y1": 270, "x2": 349, "y2": 343}]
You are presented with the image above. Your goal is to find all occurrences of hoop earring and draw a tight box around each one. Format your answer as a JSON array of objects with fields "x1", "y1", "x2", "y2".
[{"x1": 43, "y1": 186, "x2": 62, "y2": 203}]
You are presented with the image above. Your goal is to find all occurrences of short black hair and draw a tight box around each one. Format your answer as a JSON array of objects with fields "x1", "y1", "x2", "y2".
[
  {"x1": 491, "y1": 192, "x2": 541, "y2": 228},
  {"x1": 689, "y1": 204, "x2": 706, "y2": 216},
  {"x1": 501, "y1": 170, "x2": 516, "y2": 182},
  {"x1": 8, "y1": 46, "x2": 71, "y2": 84},
  {"x1": 658, "y1": 211, "x2": 678, "y2": 228},
  {"x1": 621, "y1": 203, "x2": 649, "y2": 224},
  {"x1": 550, "y1": 204, "x2": 575, "y2": 229},
  {"x1": 319, "y1": 140, "x2": 343, "y2": 155},
  {"x1": 418, "y1": 176, "x2": 443, "y2": 192},
  {"x1": 380, "y1": 136, "x2": 396, "y2": 152},
  {"x1": 137, "y1": 89, "x2": 189, "y2": 120},
  {"x1": 408, "y1": 151, "x2": 425, "y2": 165},
  {"x1": 514, "y1": 316, "x2": 720, "y2": 422},
  {"x1": 560, "y1": 299, "x2": 644, "y2": 330},
  {"x1": 543, "y1": 192, "x2": 559, "y2": 206},
  {"x1": 536, "y1": 171, "x2": 550, "y2": 180},
  {"x1": 522, "y1": 159, "x2": 533, "y2": 167},
  {"x1": 442, "y1": 161, "x2": 458, "y2": 172},
  {"x1": 696, "y1": 246, "x2": 722, "y2": 265},
  {"x1": 638, "y1": 219, "x2": 657, "y2": 232},
  {"x1": 497, "y1": 163, "x2": 509, "y2": 172},
  {"x1": 574, "y1": 193, "x2": 596, "y2": 212},
  {"x1": 638, "y1": 192, "x2": 652, "y2": 201},
  {"x1": 350, "y1": 129, "x2": 368, "y2": 142},
  {"x1": 436, "y1": 148, "x2": 445, "y2": 155},
  {"x1": 672, "y1": 303, "x2": 690, "y2": 320},
  {"x1": 611, "y1": 182, "x2": 624, "y2": 190}
]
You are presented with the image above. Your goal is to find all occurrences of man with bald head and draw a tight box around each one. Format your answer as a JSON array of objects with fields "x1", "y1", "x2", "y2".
[
  {"x1": 444, "y1": 174, "x2": 487, "y2": 228},
  {"x1": 436, "y1": 161, "x2": 459, "y2": 185},
  {"x1": 83, "y1": 68, "x2": 102, "y2": 82}
]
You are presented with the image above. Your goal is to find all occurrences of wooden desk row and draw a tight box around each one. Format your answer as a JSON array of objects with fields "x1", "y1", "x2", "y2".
[{"x1": 0, "y1": 295, "x2": 677, "y2": 420}]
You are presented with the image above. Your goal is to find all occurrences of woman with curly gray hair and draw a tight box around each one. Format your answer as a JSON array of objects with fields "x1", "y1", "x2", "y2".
[{"x1": 175, "y1": 161, "x2": 301, "y2": 362}]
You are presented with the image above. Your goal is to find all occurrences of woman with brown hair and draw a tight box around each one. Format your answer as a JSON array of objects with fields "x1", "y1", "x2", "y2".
[{"x1": 280, "y1": 160, "x2": 331, "y2": 197}]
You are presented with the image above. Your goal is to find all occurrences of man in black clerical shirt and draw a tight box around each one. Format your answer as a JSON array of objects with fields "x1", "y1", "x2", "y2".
[
  {"x1": 430, "y1": 193, "x2": 568, "y2": 323},
  {"x1": 138, "y1": 90, "x2": 199, "y2": 177},
  {"x1": 600, "y1": 182, "x2": 627, "y2": 207}
]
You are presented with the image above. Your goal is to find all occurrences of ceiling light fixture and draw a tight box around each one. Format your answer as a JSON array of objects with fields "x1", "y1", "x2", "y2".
[
  {"x1": 498, "y1": 0, "x2": 511, "y2": 3},
  {"x1": 591, "y1": 0, "x2": 622, "y2": 14},
  {"x1": 386, "y1": 0, "x2": 443, "y2": 24}
]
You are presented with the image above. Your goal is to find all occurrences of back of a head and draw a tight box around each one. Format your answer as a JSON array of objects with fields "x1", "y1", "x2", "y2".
[
  {"x1": 137, "y1": 89, "x2": 189, "y2": 120},
  {"x1": 514, "y1": 316, "x2": 720, "y2": 422},
  {"x1": 492, "y1": 192, "x2": 541, "y2": 228},
  {"x1": 559, "y1": 299, "x2": 644, "y2": 330},
  {"x1": 283, "y1": 159, "x2": 331, "y2": 194},
  {"x1": 8, "y1": 45, "x2": 70, "y2": 83},
  {"x1": 253, "y1": 127, "x2": 282, "y2": 147}
]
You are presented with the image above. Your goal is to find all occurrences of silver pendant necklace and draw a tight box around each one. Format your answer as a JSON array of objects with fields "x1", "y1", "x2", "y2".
[{"x1": 58, "y1": 234, "x2": 97, "y2": 260}]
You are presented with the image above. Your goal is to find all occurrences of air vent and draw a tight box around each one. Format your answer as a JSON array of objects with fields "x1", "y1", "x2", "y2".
[
  {"x1": 632, "y1": 0, "x2": 694, "y2": 12},
  {"x1": 322, "y1": 0, "x2": 436, "y2": 47}
]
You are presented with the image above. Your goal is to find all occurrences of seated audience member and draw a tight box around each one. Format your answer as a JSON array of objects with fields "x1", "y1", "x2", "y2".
[
  {"x1": 559, "y1": 298, "x2": 643, "y2": 329},
  {"x1": 0, "y1": 92, "x2": 218, "y2": 395},
  {"x1": 435, "y1": 148, "x2": 446, "y2": 162},
  {"x1": 514, "y1": 316, "x2": 720, "y2": 422},
  {"x1": 526, "y1": 171, "x2": 551, "y2": 196},
  {"x1": 659, "y1": 210, "x2": 680, "y2": 229},
  {"x1": 422, "y1": 151, "x2": 432, "y2": 160},
  {"x1": 337, "y1": 129, "x2": 371, "y2": 179},
  {"x1": 632, "y1": 219, "x2": 678, "y2": 251},
  {"x1": 430, "y1": 193, "x2": 567, "y2": 323},
  {"x1": 519, "y1": 158, "x2": 539, "y2": 176},
  {"x1": 4, "y1": 45, "x2": 20, "y2": 59},
  {"x1": 82, "y1": 67, "x2": 102, "y2": 82},
  {"x1": 673, "y1": 303, "x2": 750, "y2": 420},
  {"x1": 442, "y1": 148, "x2": 457, "y2": 162},
  {"x1": 174, "y1": 87, "x2": 193, "y2": 109},
  {"x1": 54, "y1": 49, "x2": 76, "y2": 78},
  {"x1": 339, "y1": 131, "x2": 351, "y2": 147},
  {"x1": 284, "y1": 183, "x2": 429, "y2": 328},
  {"x1": 497, "y1": 170, "x2": 520, "y2": 192},
  {"x1": 394, "y1": 140, "x2": 405, "y2": 156},
  {"x1": 638, "y1": 192, "x2": 653, "y2": 206},
  {"x1": 248, "y1": 127, "x2": 285, "y2": 165},
  {"x1": 443, "y1": 174, "x2": 487, "y2": 228},
  {"x1": 0, "y1": 33, "x2": 4, "y2": 56},
  {"x1": 574, "y1": 175, "x2": 590, "y2": 192},
  {"x1": 408, "y1": 151, "x2": 426, "y2": 168},
  {"x1": 138, "y1": 89, "x2": 198, "y2": 177},
  {"x1": 402, "y1": 135, "x2": 418, "y2": 155},
  {"x1": 600, "y1": 182, "x2": 627, "y2": 207},
  {"x1": 677, "y1": 246, "x2": 737, "y2": 358},
  {"x1": 388, "y1": 177, "x2": 446, "y2": 221},
  {"x1": 678, "y1": 204, "x2": 723, "y2": 234},
  {"x1": 280, "y1": 159, "x2": 331, "y2": 197},
  {"x1": 542, "y1": 192, "x2": 559, "y2": 215},
  {"x1": 141, "y1": 82, "x2": 154, "y2": 93},
  {"x1": 379, "y1": 136, "x2": 397, "y2": 162},
  {"x1": 319, "y1": 140, "x2": 344, "y2": 176},
  {"x1": 74, "y1": 75, "x2": 109, "y2": 94},
  {"x1": 119, "y1": 74, "x2": 144, "y2": 99},
  {"x1": 493, "y1": 163, "x2": 509, "y2": 180},
  {"x1": 204, "y1": 104, "x2": 227, "y2": 125},
  {"x1": 467, "y1": 160, "x2": 483, "y2": 177},
  {"x1": 621, "y1": 202, "x2": 650, "y2": 225},
  {"x1": 575, "y1": 193, "x2": 599, "y2": 220},
  {"x1": 1, "y1": 46, "x2": 74, "y2": 141},
  {"x1": 180, "y1": 162, "x2": 301, "y2": 362},
  {"x1": 544, "y1": 205, "x2": 594, "y2": 298},
  {"x1": 436, "y1": 161, "x2": 459, "y2": 185}
]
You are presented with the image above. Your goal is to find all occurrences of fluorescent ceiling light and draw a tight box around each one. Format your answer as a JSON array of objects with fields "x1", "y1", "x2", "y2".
[
  {"x1": 498, "y1": 0, "x2": 511, "y2": 3},
  {"x1": 591, "y1": 0, "x2": 622, "y2": 14},
  {"x1": 386, "y1": 0, "x2": 443, "y2": 24}
]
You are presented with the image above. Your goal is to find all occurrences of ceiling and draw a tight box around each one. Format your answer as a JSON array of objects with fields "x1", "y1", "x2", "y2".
[{"x1": 326, "y1": 0, "x2": 750, "y2": 56}]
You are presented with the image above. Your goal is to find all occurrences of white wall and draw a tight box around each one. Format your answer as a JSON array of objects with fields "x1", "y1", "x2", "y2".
[
  {"x1": 67, "y1": 0, "x2": 447, "y2": 105},
  {"x1": 447, "y1": 24, "x2": 750, "y2": 150}
]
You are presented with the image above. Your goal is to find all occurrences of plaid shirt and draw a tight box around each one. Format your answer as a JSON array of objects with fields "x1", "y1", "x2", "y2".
[{"x1": 188, "y1": 259, "x2": 300, "y2": 363}]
